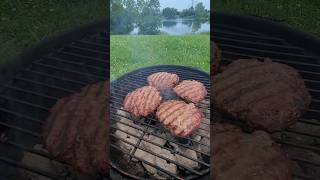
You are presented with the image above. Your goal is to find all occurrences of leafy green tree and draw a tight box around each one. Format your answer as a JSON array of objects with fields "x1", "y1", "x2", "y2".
[
  {"x1": 110, "y1": 0, "x2": 134, "y2": 34},
  {"x1": 123, "y1": 0, "x2": 138, "y2": 22},
  {"x1": 136, "y1": 0, "x2": 161, "y2": 34},
  {"x1": 195, "y1": 2, "x2": 207, "y2": 19},
  {"x1": 162, "y1": 7, "x2": 178, "y2": 19},
  {"x1": 179, "y1": 7, "x2": 195, "y2": 18}
]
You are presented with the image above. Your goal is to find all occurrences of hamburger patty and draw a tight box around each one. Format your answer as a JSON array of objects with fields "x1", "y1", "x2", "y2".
[
  {"x1": 147, "y1": 72, "x2": 180, "y2": 90},
  {"x1": 213, "y1": 59, "x2": 311, "y2": 132},
  {"x1": 156, "y1": 100, "x2": 201, "y2": 137},
  {"x1": 123, "y1": 86, "x2": 162, "y2": 117},
  {"x1": 212, "y1": 41, "x2": 221, "y2": 75},
  {"x1": 212, "y1": 123, "x2": 293, "y2": 180},
  {"x1": 43, "y1": 81, "x2": 109, "y2": 174},
  {"x1": 174, "y1": 80, "x2": 207, "y2": 103}
]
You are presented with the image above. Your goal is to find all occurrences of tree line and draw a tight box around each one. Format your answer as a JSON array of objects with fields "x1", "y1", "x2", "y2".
[
  {"x1": 163, "y1": 2, "x2": 209, "y2": 19},
  {"x1": 111, "y1": 0, "x2": 209, "y2": 34},
  {"x1": 111, "y1": 0, "x2": 161, "y2": 34}
]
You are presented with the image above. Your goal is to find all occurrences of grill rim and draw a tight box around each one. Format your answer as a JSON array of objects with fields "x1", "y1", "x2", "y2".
[
  {"x1": 110, "y1": 65, "x2": 210, "y2": 180},
  {"x1": 111, "y1": 65, "x2": 210, "y2": 84}
]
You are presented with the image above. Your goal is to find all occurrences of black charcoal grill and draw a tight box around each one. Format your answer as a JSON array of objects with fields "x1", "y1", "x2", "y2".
[
  {"x1": 0, "y1": 21, "x2": 108, "y2": 180},
  {"x1": 110, "y1": 66, "x2": 210, "y2": 180},
  {"x1": 213, "y1": 13, "x2": 320, "y2": 180}
]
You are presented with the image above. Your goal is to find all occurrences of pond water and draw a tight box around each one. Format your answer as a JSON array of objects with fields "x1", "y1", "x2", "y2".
[{"x1": 130, "y1": 18, "x2": 210, "y2": 35}]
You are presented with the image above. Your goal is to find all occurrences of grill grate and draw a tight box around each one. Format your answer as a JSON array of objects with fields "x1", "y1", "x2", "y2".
[
  {"x1": 110, "y1": 65, "x2": 210, "y2": 179},
  {"x1": 0, "y1": 24, "x2": 108, "y2": 179},
  {"x1": 213, "y1": 15, "x2": 320, "y2": 180}
]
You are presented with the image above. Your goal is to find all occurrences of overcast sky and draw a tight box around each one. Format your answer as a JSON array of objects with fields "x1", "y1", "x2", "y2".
[{"x1": 159, "y1": 0, "x2": 210, "y2": 11}]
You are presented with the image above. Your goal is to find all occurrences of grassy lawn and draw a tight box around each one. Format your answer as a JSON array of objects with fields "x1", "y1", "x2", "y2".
[
  {"x1": 0, "y1": 0, "x2": 106, "y2": 63},
  {"x1": 110, "y1": 35, "x2": 210, "y2": 81},
  {"x1": 213, "y1": 0, "x2": 320, "y2": 37}
]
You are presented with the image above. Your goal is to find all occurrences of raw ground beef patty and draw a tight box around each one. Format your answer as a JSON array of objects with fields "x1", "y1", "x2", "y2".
[
  {"x1": 147, "y1": 72, "x2": 180, "y2": 90},
  {"x1": 211, "y1": 123, "x2": 293, "y2": 180},
  {"x1": 173, "y1": 80, "x2": 207, "y2": 103},
  {"x1": 43, "y1": 81, "x2": 109, "y2": 174},
  {"x1": 213, "y1": 59, "x2": 311, "y2": 132},
  {"x1": 156, "y1": 100, "x2": 201, "y2": 137},
  {"x1": 123, "y1": 86, "x2": 162, "y2": 117}
]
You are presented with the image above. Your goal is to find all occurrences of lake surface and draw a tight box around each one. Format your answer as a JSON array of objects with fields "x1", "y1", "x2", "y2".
[{"x1": 130, "y1": 19, "x2": 210, "y2": 35}]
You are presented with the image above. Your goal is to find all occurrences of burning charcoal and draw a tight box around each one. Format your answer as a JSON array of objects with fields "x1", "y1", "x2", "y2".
[
  {"x1": 169, "y1": 142, "x2": 199, "y2": 169},
  {"x1": 176, "y1": 149, "x2": 198, "y2": 169},
  {"x1": 191, "y1": 133, "x2": 202, "y2": 142},
  {"x1": 135, "y1": 140, "x2": 177, "y2": 178},
  {"x1": 155, "y1": 149, "x2": 178, "y2": 175},
  {"x1": 200, "y1": 136, "x2": 210, "y2": 155},
  {"x1": 142, "y1": 134, "x2": 166, "y2": 146},
  {"x1": 197, "y1": 118, "x2": 210, "y2": 138},
  {"x1": 115, "y1": 110, "x2": 146, "y2": 153}
]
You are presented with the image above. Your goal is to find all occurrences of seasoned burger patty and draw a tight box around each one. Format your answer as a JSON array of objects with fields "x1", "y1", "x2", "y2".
[
  {"x1": 147, "y1": 72, "x2": 180, "y2": 90},
  {"x1": 174, "y1": 80, "x2": 207, "y2": 103},
  {"x1": 213, "y1": 59, "x2": 311, "y2": 132},
  {"x1": 43, "y1": 81, "x2": 109, "y2": 174},
  {"x1": 123, "y1": 86, "x2": 162, "y2": 117},
  {"x1": 212, "y1": 123, "x2": 293, "y2": 180},
  {"x1": 212, "y1": 41, "x2": 221, "y2": 75},
  {"x1": 156, "y1": 100, "x2": 201, "y2": 137}
]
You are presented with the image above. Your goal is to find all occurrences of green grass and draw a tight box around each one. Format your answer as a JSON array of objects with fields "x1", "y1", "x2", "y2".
[
  {"x1": 110, "y1": 35, "x2": 210, "y2": 80},
  {"x1": 0, "y1": 0, "x2": 106, "y2": 63},
  {"x1": 213, "y1": 0, "x2": 320, "y2": 37}
]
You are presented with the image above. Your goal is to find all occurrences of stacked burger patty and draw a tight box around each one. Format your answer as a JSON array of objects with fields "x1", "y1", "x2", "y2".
[
  {"x1": 211, "y1": 41, "x2": 311, "y2": 180},
  {"x1": 123, "y1": 71, "x2": 208, "y2": 137}
]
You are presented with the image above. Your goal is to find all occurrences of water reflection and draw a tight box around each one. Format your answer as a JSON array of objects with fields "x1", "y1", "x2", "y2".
[
  {"x1": 130, "y1": 19, "x2": 209, "y2": 35},
  {"x1": 192, "y1": 20, "x2": 201, "y2": 32},
  {"x1": 181, "y1": 20, "x2": 192, "y2": 27},
  {"x1": 163, "y1": 20, "x2": 178, "y2": 28}
]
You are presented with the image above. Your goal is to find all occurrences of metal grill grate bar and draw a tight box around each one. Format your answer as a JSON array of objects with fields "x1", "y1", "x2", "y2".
[
  {"x1": 77, "y1": 39, "x2": 108, "y2": 48},
  {"x1": 0, "y1": 156, "x2": 64, "y2": 180},
  {"x1": 0, "y1": 121, "x2": 40, "y2": 137},
  {"x1": 32, "y1": 62, "x2": 105, "y2": 80},
  {"x1": 65, "y1": 44, "x2": 108, "y2": 56},
  {"x1": 42, "y1": 56, "x2": 107, "y2": 73},
  {"x1": 0, "y1": 108, "x2": 43, "y2": 124},
  {"x1": 0, "y1": 95, "x2": 50, "y2": 111},
  {"x1": 214, "y1": 36, "x2": 304, "y2": 51},
  {"x1": 1, "y1": 84, "x2": 58, "y2": 101},
  {"x1": 57, "y1": 51, "x2": 105, "y2": 63},
  {"x1": 23, "y1": 69, "x2": 88, "y2": 86},
  {"x1": 14, "y1": 77, "x2": 74, "y2": 94}
]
